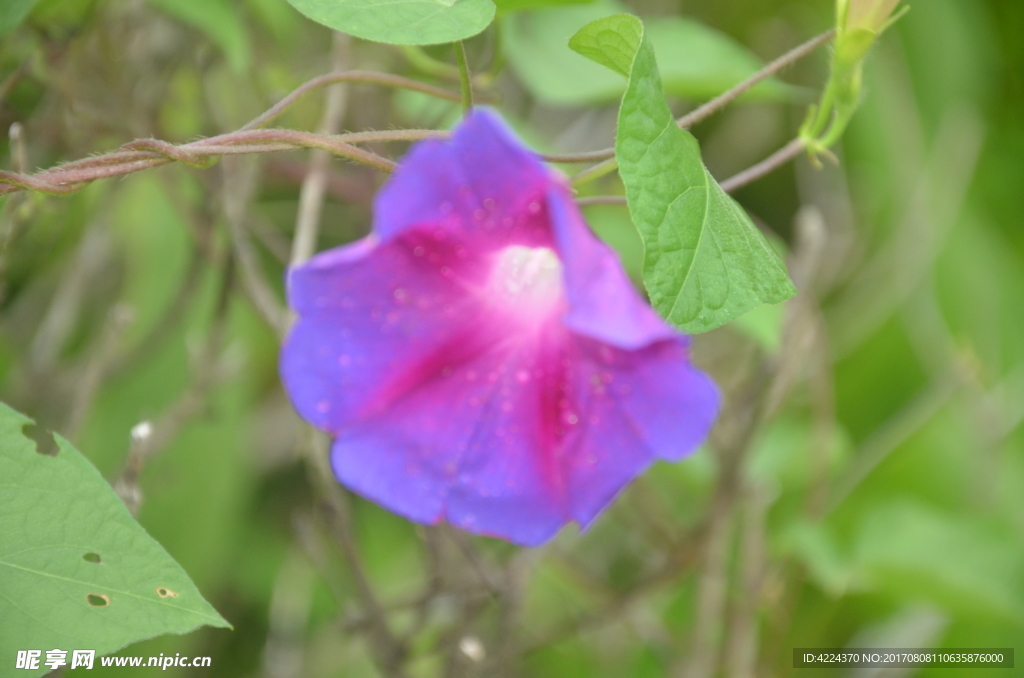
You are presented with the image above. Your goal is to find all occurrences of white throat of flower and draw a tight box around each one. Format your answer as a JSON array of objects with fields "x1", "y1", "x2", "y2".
[{"x1": 486, "y1": 246, "x2": 564, "y2": 322}]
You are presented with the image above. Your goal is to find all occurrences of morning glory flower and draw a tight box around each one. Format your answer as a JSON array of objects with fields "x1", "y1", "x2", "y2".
[{"x1": 280, "y1": 109, "x2": 719, "y2": 546}]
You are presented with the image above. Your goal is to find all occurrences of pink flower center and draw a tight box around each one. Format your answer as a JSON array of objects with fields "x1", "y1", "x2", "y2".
[{"x1": 484, "y1": 245, "x2": 565, "y2": 325}]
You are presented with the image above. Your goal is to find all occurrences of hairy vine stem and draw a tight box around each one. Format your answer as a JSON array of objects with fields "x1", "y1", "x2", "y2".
[
  {"x1": 0, "y1": 30, "x2": 832, "y2": 199},
  {"x1": 718, "y1": 137, "x2": 808, "y2": 193}
]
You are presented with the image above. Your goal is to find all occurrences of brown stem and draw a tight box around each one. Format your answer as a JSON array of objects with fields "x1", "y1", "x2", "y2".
[
  {"x1": 675, "y1": 29, "x2": 835, "y2": 130},
  {"x1": 718, "y1": 138, "x2": 806, "y2": 193},
  {"x1": 560, "y1": 29, "x2": 834, "y2": 167},
  {"x1": 222, "y1": 157, "x2": 289, "y2": 336},
  {"x1": 292, "y1": 32, "x2": 352, "y2": 267},
  {"x1": 301, "y1": 427, "x2": 409, "y2": 678},
  {"x1": 241, "y1": 70, "x2": 474, "y2": 131},
  {"x1": 0, "y1": 128, "x2": 409, "y2": 196},
  {"x1": 113, "y1": 251, "x2": 235, "y2": 515}
]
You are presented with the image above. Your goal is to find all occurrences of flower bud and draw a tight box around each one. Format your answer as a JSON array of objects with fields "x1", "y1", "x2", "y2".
[
  {"x1": 834, "y1": 0, "x2": 903, "y2": 71},
  {"x1": 843, "y1": 0, "x2": 901, "y2": 33}
]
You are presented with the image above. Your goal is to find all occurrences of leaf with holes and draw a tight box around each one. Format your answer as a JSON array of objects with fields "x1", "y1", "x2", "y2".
[
  {"x1": 0, "y1": 402, "x2": 229, "y2": 675},
  {"x1": 283, "y1": 0, "x2": 495, "y2": 45},
  {"x1": 571, "y1": 14, "x2": 796, "y2": 332}
]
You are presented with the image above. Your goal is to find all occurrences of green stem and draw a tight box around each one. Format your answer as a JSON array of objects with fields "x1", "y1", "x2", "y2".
[
  {"x1": 802, "y1": 77, "x2": 839, "y2": 142},
  {"x1": 454, "y1": 41, "x2": 474, "y2": 114},
  {"x1": 571, "y1": 157, "x2": 618, "y2": 187},
  {"x1": 483, "y1": 15, "x2": 506, "y2": 82},
  {"x1": 401, "y1": 45, "x2": 460, "y2": 80}
]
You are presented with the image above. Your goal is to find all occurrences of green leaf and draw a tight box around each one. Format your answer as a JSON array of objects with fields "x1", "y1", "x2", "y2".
[
  {"x1": 0, "y1": 0, "x2": 37, "y2": 34},
  {"x1": 782, "y1": 520, "x2": 858, "y2": 597},
  {"x1": 0, "y1": 402, "x2": 230, "y2": 675},
  {"x1": 748, "y1": 417, "x2": 850, "y2": 489},
  {"x1": 493, "y1": 0, "x2": 593, "y2": 14},
  {"x1": 503, "y1": 0, "x2": 788, "y2": 106},
  {"x1": 146, "y1": 0, "x2": 252, "y2": 72},
  {"x1": 855, "y1": 501, "x2": 1024, "y2": 624},
  {"x1": 573, "y1": 14, "x2": 796, "y2": 333},
  {"x1": 730, "y1": 301, "x2": 784, "y2": 351},
  {"x1": 283, "y1": 0, "x2": 495, "y2": 45},
  {"x1": 566, "y1": 12, "x2": 640, "y2": 76}
]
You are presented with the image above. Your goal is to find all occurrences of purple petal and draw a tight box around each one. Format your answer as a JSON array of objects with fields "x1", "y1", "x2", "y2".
[
  {"x1": 561, "y1": 338, "x2": 720, "y2": 527},
  {"x1": 374, "y1": 109, "x2": 553, "y2": 249},
  {"x1": 331, "y1": 327, "x2": 572, "y2": 546},
  {"x1": 545, "y1": 185, "x2": 678, "y2": 350},
  {"x1": 325, "y1": 323, "x2": 717, "y2": 545},
  {"x1": 282, "y1": 230, "x2": 490, "y2": 433}
]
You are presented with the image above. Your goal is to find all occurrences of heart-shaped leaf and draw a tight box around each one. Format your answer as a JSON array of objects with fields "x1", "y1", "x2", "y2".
[
  {"x1": 572, "y1": 14, "x2": 796, "y2": 332},
  {"x1": 284, "y1": 0, "x2": 496, "y2": 45}
]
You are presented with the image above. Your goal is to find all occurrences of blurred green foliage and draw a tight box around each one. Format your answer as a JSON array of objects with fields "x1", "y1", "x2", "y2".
[{"x1": 1, "y1": 0, "x2": 1023, "y2": 676}]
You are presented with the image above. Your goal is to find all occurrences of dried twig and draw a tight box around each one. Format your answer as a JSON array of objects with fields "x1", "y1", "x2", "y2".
[
  {"x1": 292, "y1": 33, "x2": 352, "y2": 267},
  {"x1": 113, "y1": 252, "x2": 236, "y2": 515}
]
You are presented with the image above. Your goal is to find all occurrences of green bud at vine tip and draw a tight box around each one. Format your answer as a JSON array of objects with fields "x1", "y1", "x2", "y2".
[{"x1": 843, "y1": 0, "x2": 902, "y2": 33}]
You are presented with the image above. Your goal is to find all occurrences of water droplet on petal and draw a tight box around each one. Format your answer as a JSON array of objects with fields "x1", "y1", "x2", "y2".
[
  {"x1": 516, "y1": 370, "x2": 530, "y2": 383},
  {"x1": 393, "y1": 288, "x2": 409, "y2": 304},
  {"x1": 563, "y1": 412, "x2": 579, "y2": 426},
  {"x1": 413, "y1": 246, "x2": 425, "y2": 257},
  {"x1": 527, "y1": 201, "x2": 541, "y2": 214}
]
